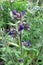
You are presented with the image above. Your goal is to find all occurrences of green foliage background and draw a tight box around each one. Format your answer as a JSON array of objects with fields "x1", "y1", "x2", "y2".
[{"x1": 0, "y1": 0, "x2": 43, "y2": 65}]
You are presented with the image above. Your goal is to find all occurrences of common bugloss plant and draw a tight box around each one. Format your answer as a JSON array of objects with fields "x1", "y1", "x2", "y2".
[{"x1": 0, "y1": 0, "x2": 43, "y2": 65}]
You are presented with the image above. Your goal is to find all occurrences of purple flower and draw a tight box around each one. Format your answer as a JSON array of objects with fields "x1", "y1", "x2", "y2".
[
  {"x1": 23, "y1": 23, "x2": 30, "y2": 30},
  {"x1": 9, "y1": 30, "x2": 14, "y2": 35},
  {"x1": 12, "y1": 10, "x2": 17, "y2": 15},
  {"x1": 22, "y1": 11, "x2": 26, "y2": 15},
  {"x1": 18, "y1": 58, "x2": 23, "y2": 62},
  {"x1": 18, "y1": 24, "x2": 24, "y2": 31},
  {"x1": 22, "y1": 41, "x2": 30, "y2": 47},
  {"x1": 27, "y1": 40, "x2": 30, "y2": 46},
  {"x1": 9, "y1": 29, "x2": 17, "y2": 37},
  {"x1": 9, "y1": 31, "x2": 13, "y2": 35}
]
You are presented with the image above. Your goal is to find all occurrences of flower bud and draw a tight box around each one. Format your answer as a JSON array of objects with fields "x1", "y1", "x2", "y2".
[
  {"x1": 12, "y1": 10, "x2": 17, "y2": 15},
  {"x1": 18, "y1": 58, "x2": 23, "y2": 62},
  {"x1": 22, "y1": 11, "x2": 26, "y2": 15},
  {"x1": 18, "y1": 24, "x2": 24, "y2": 31}
]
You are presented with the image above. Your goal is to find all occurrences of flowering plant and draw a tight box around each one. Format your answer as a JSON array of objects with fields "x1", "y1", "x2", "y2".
[{"x1": 0, "y1": 0, "x2": 43, "y2": 65}]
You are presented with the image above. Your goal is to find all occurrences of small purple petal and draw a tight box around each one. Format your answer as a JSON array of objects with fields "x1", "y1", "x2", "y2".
[
  {"x1": 24, "y1": 23, "x2": 30, "y2": 30},
  {"x1": 27, "y1": 40, "x2": 30, "y2": 46},
  {"x1": 18, "y1": 25, "x2": 24, "y2": 31},
  {"x1": 18, "y1": 59, "x2": 23, "y2": 62},
  {"x1": 12, "y1": 10, "x2": 17, "y2": 15},
  {"x1": 22, "y1": 11, "x2": 26, "y2": 15},
  {"x1": 9, "y1": 30, "x2": 14, "y2": 35},
  {"x1": 9, "y1": 31, "x2": 13, "y2": 35}
]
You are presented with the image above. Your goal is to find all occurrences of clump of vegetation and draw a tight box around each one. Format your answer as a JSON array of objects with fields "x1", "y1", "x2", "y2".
[{"x1": 0, "y1": 0, "x2": 43, "y2": 65}]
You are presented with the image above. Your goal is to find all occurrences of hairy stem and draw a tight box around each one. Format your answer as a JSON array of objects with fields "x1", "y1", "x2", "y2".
[{"x1": 20, "y1": 13, "x2": 22, "y2": 57}]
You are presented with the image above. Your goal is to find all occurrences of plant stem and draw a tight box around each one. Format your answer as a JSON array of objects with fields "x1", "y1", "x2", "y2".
[
  {"x1": 9, "y1": 0, "x2": 12, "y2": 10},
  {"x1": 20, "y1": 31, "x2": 22, "y2": 57},
  {"x1": 20, "y1": 13, "x2": 22, "y2": 57}
]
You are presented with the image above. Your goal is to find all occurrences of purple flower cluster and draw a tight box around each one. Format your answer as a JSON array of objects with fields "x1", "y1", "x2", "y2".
[
  {"x1": 22, "y1": 40, "x2": 30, "y2": 47},
  {"x1": 9, "y1": 31, "x2": 14, "y2": 35},
  {"x1": 18, "y1": 22, "x2": 30, "y2": 31},
  {"x1": 18, "y1": 58, "x2": 23, "y2": 62},
  {"x1": 22, "y1": 11, "x2": 26, "y2": 15},
  {"x1": 23, "y1": 23, "x2": 30, "y2": 31},
  {"x1": 12, "y1": 10, "x2": 26, "y2": 16},
  {"x1": 18, "y1": 24, "x2": 24, "y2": 31},
  {"x1": 9, "y1": 29, "x2": 17, "y2": 38},
  {"x1": 12, "y1": 10, "x2": 17, "y2": 15},
  {"x1": 27, "y1": 40, "x2": 30, "y2": 46}
]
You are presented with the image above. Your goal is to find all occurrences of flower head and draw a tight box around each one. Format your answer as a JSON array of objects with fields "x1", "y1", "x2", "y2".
[
  {"x1": 18, "y1": 58, "x2": 23, "y2": 62},
  {"x1": 22, "y1": 11, "x2": 26, "y2": 15},
  {"x1": 23, "y1": 23, "x2": 30, "y2": 30},
  {"x1": 22, "y1": 40, "x2": 30, "y2": 47},
  {"x1": 27, "y1": 40, "x2": 30, "y2": 46},
  {"x1": 12, "y1": 10, "x2": 17, "y2": 15},
  {"x1": 9, "y1": 31, "x2": 14, "y2": 35},
  {"x1": 18, "y1": 24, "x2": 24, "y2": 31}
]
